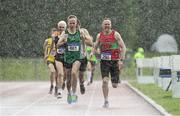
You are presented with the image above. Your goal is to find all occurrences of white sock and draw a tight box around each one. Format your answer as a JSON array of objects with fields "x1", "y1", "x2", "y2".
[
  {"x1": 87, "y1": 71, "x2": 92, "y2": 82},
  {"x1": 58, "y1": 88, "x2": 62, "y2": 93},
  {"x1": 105, "y1": 97, "x2": 108, "y2": 102}
]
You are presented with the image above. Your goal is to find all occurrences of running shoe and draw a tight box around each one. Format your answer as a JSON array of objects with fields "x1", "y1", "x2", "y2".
[
  {"x1": 67, "y1": 93, "x2": 72, "y2": 104},
  {"x1": 54, "y1": 86, "x2": 58, "y2": 96},
  {"x1": 71, "y1": 94, "x2": 78, "y2": 103},
  {"x1": 49, "y1": 85, "x2": 53, "y2": 94},
  {"x1": 62, "y1": 82, "x2": 65, "y2": 90},
  {"x1": 80, "y1": 84, "x2": 85, "y2": 94},
  {"x1": 112, "y1": 83, "x2": 118, "y2": 88},
  {"x1": 87, "y1": 82, "x2": 91, "y2": 86},
  {"x1": 57, "y1": 92, "x2": 62, "y2": 99},
  {"x1": 103, "y1": 101, "x2": 109, "y2": 108},
  {"x1": 57, "y1": 90, "x2": 62, "y2": 99}
]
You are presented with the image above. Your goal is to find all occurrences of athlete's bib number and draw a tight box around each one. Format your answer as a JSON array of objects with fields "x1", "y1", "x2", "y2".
[
  {"x1": 68, "y1": 43, "x2": 79, "y2": 51},
  {"x1": 57, "y1": 48, "x2": 65, "y2": 54},
  {"x1": 101, "y1": 52, "x2": 111, "y2": 60}
]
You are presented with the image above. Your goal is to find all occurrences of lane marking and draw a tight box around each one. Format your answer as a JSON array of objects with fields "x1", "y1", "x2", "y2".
[
  {"x1": 85, "y1": 82, "x2": 97, "y2": 116},
  {"x1": 11, "y1": 94, "x2": 49, "y2": 116}
]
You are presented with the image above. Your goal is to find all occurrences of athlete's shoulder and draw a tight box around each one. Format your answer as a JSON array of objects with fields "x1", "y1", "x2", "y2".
[
  {"x1": 44, "y1": 38, "x2": 51, "y2": 43},
  {"x1": 44, "y1": 39, "x2": 48, "y2": 42},
  {"x1": 97, "y1": 33, "x2": 101, "y2": 38},
  {"x1": 114, "y1": 30, "x2": 121, "y2": 37},
  {"x1": 46, "y1": 37, "x2": 53, "y2": 44}
]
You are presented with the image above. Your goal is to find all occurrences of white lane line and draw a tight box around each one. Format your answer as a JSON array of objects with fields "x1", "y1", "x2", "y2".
[
  {"x1": 85, "y1": 82, "x2": 97, "y2": 116},
  {"x1": 11, "y1": 94, "x2": 49, "y2": 116}
]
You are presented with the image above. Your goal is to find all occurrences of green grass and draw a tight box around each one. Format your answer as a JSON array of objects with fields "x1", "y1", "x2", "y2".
[
  {"x1": 0, "y1": 58, "x2": 103, "y2": 81},
  {"x1": 0, "y1": 58, "x2": 49, "y2": 81},
  {"x1": 130, "y1": 81, "x2": 180, "y2": 115}
]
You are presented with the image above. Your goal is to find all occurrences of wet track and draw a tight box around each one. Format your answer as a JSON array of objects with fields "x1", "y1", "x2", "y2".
[{"x1": 0, "y1": 81, "x2": 162, "y2": 116}]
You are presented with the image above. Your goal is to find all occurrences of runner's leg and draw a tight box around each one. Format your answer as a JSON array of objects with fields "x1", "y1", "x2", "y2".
[
  {"x1": 55, "y1": 60, "x2": 64, "y2": 98},
  {"x1": 48, "y1": 63, "x2": 56, "y2": 94},
  {"x1": 71, "y1": 61, "x2": 81, "y2": 94}
]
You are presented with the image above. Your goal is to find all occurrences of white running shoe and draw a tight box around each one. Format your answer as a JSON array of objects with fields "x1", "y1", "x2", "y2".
[
  {"x1": 103, "y1": 101, "x2": 109, "y2": 108},
  {"x1": 57, "y1": 92, "x2": 62, "y2": 99},
  {"x1": 57, "y1": 89, "x2": 62, "y2": 99}
]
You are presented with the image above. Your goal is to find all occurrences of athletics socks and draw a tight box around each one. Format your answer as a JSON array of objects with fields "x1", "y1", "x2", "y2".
[{"x1": 87, "y1": 71, "x2": 91, "y2": 84}]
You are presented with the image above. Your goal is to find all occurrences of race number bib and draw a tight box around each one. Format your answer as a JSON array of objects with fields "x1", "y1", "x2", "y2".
[
  {"x1": 50, "y1": 50, "x2": 56, "y2": 56},
  {"x1": 57, "y1": 48, "x2": 65, "y2": 54},
  {"x1": 67, "y1": 43, "x2": 79, "y2": 51},
  {"x1": 101, "y1": 52, "x2": 111, "y2": 60}
]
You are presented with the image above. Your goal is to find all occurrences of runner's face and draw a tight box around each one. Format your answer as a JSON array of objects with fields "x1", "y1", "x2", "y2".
[
  {"x1": 102, "y1": 20, "x2": 112, "y2": 32},
  {"x1": 58, "y1": 23, "x2": 66, "y2": 32},
  {"x1": 68, "y1": 18, "x2": 77, "y2": 29}
]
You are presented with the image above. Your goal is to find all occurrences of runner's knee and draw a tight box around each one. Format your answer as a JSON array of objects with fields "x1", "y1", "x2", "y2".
[
  {"x1": 58, "y1": 71, "x2": 64, "y2": 78},
  {"x1": 71, "y1": 69, "x2": 78, "y2": 79},
  {"x1": 48, "y1": 64, "x2": 56, "y2": 73},
  {"x1": 102, "y1": 77, "x2": 109, "y2": 88}
]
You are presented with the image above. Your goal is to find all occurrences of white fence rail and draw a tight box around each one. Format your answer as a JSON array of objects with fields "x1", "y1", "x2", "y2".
[
  {"x1": 136, "y1": 58, "x2": 154, "y2": 84},
  {"x1": 136, "y1": 55, "x2": 180, "y2": 98}
]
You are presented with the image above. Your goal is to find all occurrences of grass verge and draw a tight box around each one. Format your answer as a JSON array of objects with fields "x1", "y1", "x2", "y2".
[
  {"x1": 0, "y1": 58, "x2": 49, "y2": 81},
  {"x1": 130, "y1": 81, "x2": 180, "y2": 115}
]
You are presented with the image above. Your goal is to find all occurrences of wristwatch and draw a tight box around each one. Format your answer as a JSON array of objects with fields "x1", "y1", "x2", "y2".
[{"x1": 120, "y1": 59, "x2": 123, "y2": 61}]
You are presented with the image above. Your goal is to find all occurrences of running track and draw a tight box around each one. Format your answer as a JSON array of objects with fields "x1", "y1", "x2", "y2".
[{"x1": 0, "y1": 81, "x2": 163, "y2": 116}]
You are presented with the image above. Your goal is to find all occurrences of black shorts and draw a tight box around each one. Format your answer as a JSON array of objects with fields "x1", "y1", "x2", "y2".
[
  {"x1": 55, "y1": 54, "x2": 65, "y2": 66},
  {"x1": 64, "y1": 62, "x2": 73, "y2": 69},
  {"x1": 100, "y1": 60, "x2": 120, "y2": 83},
  {"x1": 79, "y1": 57, "x2": 88, "y2": 72},
  {"x1": 64, "y1": 58, "x2": 87, "y2": 71},
  {"x1": 55, "y1": 54, "x2": 64, "y2": 63}
]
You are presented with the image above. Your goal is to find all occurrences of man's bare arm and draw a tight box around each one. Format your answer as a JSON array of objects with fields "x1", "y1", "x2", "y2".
[
  {"x1": 43, "y1": 39, "x2": 48, "y2": 62},
  {"x1": 43, "y1": 39, "x2": 48, "y2": 51},
  {"x1": 92, "y1": 33, "x2": 100, "y2": 54},
  {"x1": 80, "y1": 28, "x2": 93, "y2": 46},
  {"x1": 57, "y1": 33, "x2": 67, "y2": 47},
  {"x1": 115, "y1": 31, "x2": 126, "y2": 60}
]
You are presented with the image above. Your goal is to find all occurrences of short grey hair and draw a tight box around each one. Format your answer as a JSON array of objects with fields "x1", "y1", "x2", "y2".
[{"x1": 57, "y1": 20, "x2": 67, "y2": 29}]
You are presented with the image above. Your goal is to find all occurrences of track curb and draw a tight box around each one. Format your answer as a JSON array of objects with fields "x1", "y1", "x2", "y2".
[{"x1": 125, "y1": 82, "x2": 171, "y2": 116}]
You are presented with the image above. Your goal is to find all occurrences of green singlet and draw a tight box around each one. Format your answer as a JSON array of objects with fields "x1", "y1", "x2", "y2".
[{"x1": 64, "y1": 30, "x2": 83, "y2": 64}]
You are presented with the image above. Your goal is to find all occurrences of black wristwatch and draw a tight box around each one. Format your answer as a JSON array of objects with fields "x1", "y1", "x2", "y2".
[{"x1": 120, "y1": 59, "x2": 123, "y2": 61}]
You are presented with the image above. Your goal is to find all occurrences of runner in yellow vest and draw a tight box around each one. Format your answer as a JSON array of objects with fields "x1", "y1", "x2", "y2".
[{"x1": 43, "y1": 28, "x2": 58, "y2": 94}]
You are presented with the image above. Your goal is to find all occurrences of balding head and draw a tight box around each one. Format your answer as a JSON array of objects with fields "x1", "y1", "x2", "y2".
[{"x1": 102, "y1": 18, "x2": 112, "y2": 32}]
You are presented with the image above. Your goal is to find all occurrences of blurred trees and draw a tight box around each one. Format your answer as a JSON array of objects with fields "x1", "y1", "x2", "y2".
[
  {"x1": 133, "y1": 0, "x2": 180, "y2": 51},
  {"x1": 0, "y1": 0, "x2": 179, "y2": 57}
]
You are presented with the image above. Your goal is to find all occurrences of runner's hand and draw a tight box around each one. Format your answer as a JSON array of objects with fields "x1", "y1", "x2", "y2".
[
  {"x1": 44, "y1": 55, "x2": 48, "y2": 63},
  {"x1": 118, "y1": 60, "x2": 124, "y2": 71},
  {"x1": 90, "y1": 52, "x2": 94, "y2": 58},
  {"x1": 51, "y1": 32, "x2": 57, "y2": 38}
]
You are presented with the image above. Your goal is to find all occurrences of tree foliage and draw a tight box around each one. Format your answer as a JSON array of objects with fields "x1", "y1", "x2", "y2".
[{"x1": 0, "y1": 0, "x2": 179, "y2": 57}]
